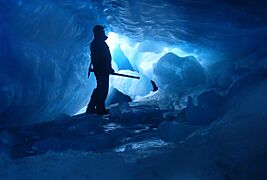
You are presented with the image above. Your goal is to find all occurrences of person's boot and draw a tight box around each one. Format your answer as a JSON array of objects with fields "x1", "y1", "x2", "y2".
[
  {"x1": 86, "y1": 106, "x2": 96, "y2": 114},
  {"x1": 96, "y1": 108, "x2": 109, "y2": 115},
  {"x1": 96, "y1": 102, "x2": 109, "y2": 115}
]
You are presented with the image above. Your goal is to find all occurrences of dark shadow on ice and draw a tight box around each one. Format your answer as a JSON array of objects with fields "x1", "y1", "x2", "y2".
[
  {"x1": 185, "y1": 90, "x2": 224, "y2": 125},
  {"x1": 151, "y1": 80, "x2": 158, "y2": 92},
  {"x1": 6, "y1": 104, "x2": 170, "y2": 159}
]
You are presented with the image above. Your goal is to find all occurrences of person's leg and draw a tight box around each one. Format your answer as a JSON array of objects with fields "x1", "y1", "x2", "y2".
[
  {"x1": 96, "y1": 75, "x2": 109, "y2": 114},
  {"x1": 86, "y1": 88, "x2": 97, "y2": 113}
]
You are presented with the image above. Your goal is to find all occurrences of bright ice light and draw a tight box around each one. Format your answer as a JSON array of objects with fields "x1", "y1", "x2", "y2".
[
  {"x1": 106, "y1": 32, "x2": 138, "y2": 60},
  {"x1": 106, "y1": 32, "x2": 120, "y2": 52}
]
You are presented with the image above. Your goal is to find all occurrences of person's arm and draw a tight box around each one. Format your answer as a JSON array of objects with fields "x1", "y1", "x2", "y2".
[
  {"x1": 105, "y1": 43, "x2": 115, "y2": 74},
  {"x1": 91, "y1": 42, "x2": 107, "y2": 74}
]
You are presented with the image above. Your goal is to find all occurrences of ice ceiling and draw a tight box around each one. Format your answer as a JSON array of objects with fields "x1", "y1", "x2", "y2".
[{"x1": 0, "y1": 0, "x2": 267, "y2": 125}]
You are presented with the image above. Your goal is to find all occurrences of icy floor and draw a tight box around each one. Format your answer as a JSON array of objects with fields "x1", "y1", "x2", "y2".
[
  {"x1": 0, "y1": 90, "x2": 267, "y2": 179},
  {"x1": 2, "y1": 101, "x2": 176, "y2": 159}
]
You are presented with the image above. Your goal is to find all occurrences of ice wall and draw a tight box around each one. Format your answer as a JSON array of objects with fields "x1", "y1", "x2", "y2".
[
  {"x1": 1, "y1": 0, "x2": 267, "y2": 125},
  {"x1": 0, "y1": 0, "x2": 102, "y2": 125},
  {"x1": 153, "y1": 52, "x2": 206, "y2": 96},
  {"x1": 104, "y1": 0, "x2": 267, "y2": 79}
]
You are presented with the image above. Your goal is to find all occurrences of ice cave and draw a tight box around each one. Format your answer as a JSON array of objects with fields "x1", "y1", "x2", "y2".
[{"x1": 0, "y1": 0, "x2": 267, "y2": 179}]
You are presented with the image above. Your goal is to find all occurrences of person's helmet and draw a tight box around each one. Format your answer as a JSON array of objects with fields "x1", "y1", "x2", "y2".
[{"x1": 93, "y1": 25, "x2": 105, "y2": 36}]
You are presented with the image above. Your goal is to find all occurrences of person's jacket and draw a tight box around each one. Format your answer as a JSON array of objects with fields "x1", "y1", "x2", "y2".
[{"x1": 90, "y1": 37, "x2": 113, "y2": 76}]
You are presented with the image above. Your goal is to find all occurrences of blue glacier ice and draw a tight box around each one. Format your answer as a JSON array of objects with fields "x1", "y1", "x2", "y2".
[
  {"x1": 153, "y1": 52, "x2": 207, "y2": 96},
  {"x1": 1, "y1": 0, "x2": 266, "y2": 125},
  {"x1": 0, "y1": 0, "x2": 267, "y2": 179}
]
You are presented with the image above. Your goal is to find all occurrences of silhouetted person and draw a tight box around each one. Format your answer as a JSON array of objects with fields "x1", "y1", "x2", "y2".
[{"x1": 86, "y1": 25, "x2": 114, "y2": 115}]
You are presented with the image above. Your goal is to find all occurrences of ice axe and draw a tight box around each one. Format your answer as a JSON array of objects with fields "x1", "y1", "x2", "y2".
[
  {"x1": 88, "y1": 64, "x2": 140, "y2": 79},
  {"x1": 87, "y1": 64, "x2": 158, "y2": 91},
  {"x1": 110, "y1": 72, "x2": 140, "y2": 79}
]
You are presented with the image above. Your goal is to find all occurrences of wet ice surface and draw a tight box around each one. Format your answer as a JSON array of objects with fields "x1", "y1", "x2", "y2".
[
  {"x1": 4, "y1": 102, "x2": 176, "y2": 159},
  {"x1": 1, "y1": 91, "x2": 267, "y2": 179},
  {"x1": 1, "y1": 77, "x2": 267, "y2": 179}
]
